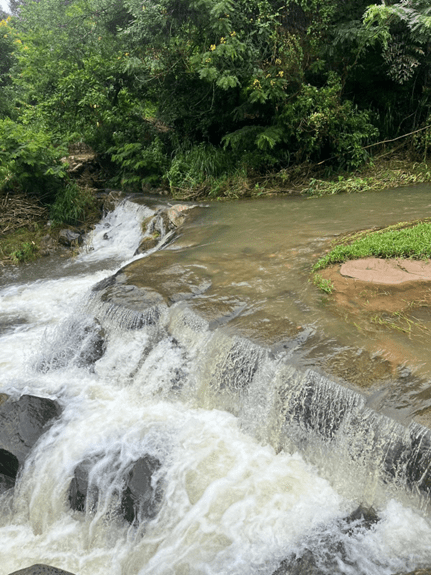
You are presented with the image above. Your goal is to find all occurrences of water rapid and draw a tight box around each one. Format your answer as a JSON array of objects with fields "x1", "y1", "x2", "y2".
[{"x1": 1, "y1": 197, "x2": 431, "y2": 575}]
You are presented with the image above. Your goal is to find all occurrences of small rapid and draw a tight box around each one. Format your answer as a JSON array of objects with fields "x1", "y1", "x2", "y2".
[{"x1": 1, "y1": 197, "x2": 431, "y2": 575}]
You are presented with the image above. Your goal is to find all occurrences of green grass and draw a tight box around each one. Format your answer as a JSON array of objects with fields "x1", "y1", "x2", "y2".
[
  {"x1": 0, "y1": 225, "x2": 45, "y2": 264},
  {"x1": 313, "y1": 220, "x2": 431, "y2": 271},
  {"x1": 311, "y1": 273, "x2": 334, "y2": 294}
]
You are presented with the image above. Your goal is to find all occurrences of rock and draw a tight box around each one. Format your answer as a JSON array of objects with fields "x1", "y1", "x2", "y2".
[
  {"x1": 68, "y1": 457, "x2": 98, "y2": 513},
  {"x1": 8, "y1": 565, "x2": 76, "y2": 575},
  {"x1": 344, "y1": 504, "x2": 379, "y2": 530},
  {"x1": 39, "y1": 234, "x2": 57, "y2": 257},
  {"x1": 272, "y1": 551, "x2": 322, "y2": 575},
  {"x1": 0, "y1": 448, "x2": 19, "y2": 478},
  {"x1": 395, "y1": 570, "x2": 431, "y2": 575},
  {"x1": 340, "y1": 257, "x2": 431, "y2": 285},
  {"x1": 134, "y1": 234, "x2": 160, "y2": 255},
  {"x1": 0, "y1": 472, "x2": 16, "y2": 494},
  {"x1": 35, "y1": 317, "x2": 106, "y2": 372},
  {"x1": 121, "y1": 455, "x2": 162, "y2": 523},
  {"x1": 69, "y1": 453, "x2": 162, "y2": 524},
  {"x1": 167, "y1": 204, "x2": 193, "y2": 228},
  {"x1": 272, "y1": 505, "x2": 380, "y2": 575},
  {"x1": 58, "y1": 229, "x2": 84, "y2": 248},
  {"x1": 0, "y1": 395, "x2": 62, "y2": 486}
]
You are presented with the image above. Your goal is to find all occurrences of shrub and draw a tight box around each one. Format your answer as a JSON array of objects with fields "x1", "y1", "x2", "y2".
[
  {"x1": 0, "y1": 118, "x2": 67, "y2": 200},
  {"x1": 166, "y1": 143, "x2": 234, "y2": 191},
  {"x1": 50, "y1": 182, "x2": 96, "y2": 225}
]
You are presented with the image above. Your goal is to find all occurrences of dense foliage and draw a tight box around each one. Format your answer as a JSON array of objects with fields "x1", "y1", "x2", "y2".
[{"x1": 0, "y1": 0, "x2": 430, "y2": 199}]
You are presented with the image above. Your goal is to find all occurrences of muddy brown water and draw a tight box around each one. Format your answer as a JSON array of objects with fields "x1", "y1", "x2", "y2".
[{"x1": 127, "y1": 184, "x2": 431, "y2": 427}]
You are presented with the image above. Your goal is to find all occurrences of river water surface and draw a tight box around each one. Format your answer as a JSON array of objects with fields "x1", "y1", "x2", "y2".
[{"x1": 1, "y1": 189, "x2": 431, "y2": 575}]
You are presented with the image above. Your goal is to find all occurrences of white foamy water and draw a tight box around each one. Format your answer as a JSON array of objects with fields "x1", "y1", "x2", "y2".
[{"x1": 1, "y1": 200, "x2": 431, "y2": 575}]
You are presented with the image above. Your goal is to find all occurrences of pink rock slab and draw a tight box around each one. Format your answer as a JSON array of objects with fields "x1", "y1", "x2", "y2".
[{"x1": 339, "y1": 258, "x2": 431, "y2": 284}]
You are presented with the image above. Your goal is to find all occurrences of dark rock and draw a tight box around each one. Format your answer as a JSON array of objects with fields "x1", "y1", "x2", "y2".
[
  {"x1": 69, "y1": 453, "x2": 162, "y2": 524},
  {"x1": 344, "y1": 504, "x2": 379, "y2": 531},
  {"x1": 0, "y1": 448, "x2": 19, "y2": 478},
  {"x1": 8, "y1": 564, "x2": 76, "y2": 575},
  {"x1": 395, "y1": 570, "x2": 431, "y2": 575},
  {"x1": 272, "y1": 550, "x2": 322, "y2": 575},
  {"x1": 58, "y1": 229, "x2": 84, "y2": 247},
  {"x1": 35, "y1": 317, "x2": 106, "y2": 372},
  {"x1": 0, "y1": 395, "x2": 62, "y2": 481},
  {"x1": 0, "y1": 472, "x2": 16, "y2": 494},
  {"x1": 68, "y1": 457, "x2": 98, "y2": 513},
  {"x1": 121, "y1": 455, "x2": 162, "y2": 523}
]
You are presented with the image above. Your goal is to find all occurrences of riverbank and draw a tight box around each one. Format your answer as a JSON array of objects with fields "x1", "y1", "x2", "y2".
[
  {"x1": 169, "y1": 150, "x2": 431, "y2": 200},
  {"x1": 1, "y1": 149, "x2": 431, "y2": 266},
  {"x1": 0, "y1": 189, "x2": 121, "y2": 265}
]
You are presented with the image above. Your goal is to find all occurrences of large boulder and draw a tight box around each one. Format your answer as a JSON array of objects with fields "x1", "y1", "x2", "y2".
[
  {"x1": 0, "y1": 394, "x2": 62, "y2": 490},
  {"x1": 69, "y1": 453, "x2": 162, "y2": 524}
]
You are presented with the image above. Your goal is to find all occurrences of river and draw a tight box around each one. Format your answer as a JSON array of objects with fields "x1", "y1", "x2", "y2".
[{"x1": 1, "y1": 189, "x2": 431, "y2": 575}]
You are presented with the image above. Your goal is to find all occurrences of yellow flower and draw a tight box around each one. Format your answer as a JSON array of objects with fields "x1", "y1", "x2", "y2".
[
  {"x1": 266, "y1": 74, "x2": 271, "y2": 78},
  {"x1": 14, "y1": 38, "x2": 22, "y2": 44},
  {"x1": 278, "y1": 70, "x2": 284, "y2": 77},
  {"x1": 275, "y1": 58, "x2": 281, "y2": 65},
  {"x1": 205, "y1": 58, "x2": 211, "y2": 63},
  {"x1": 220, "y1": 37, "x2": 226, "y2": 44},
  {"x1": 210, "y1": 44, "x2": 216, "y2": 51},
  {"x1": 230, "y1": 31, "x2": 236, "y2": 36},
  {"x1": 270, "y1": 80, "x2": 275, "y2": 86}
]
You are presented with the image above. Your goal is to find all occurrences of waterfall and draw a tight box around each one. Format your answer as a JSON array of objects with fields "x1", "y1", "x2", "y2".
[{"x1": 1, "y1": 198, "x2": 431, "y2": 575}]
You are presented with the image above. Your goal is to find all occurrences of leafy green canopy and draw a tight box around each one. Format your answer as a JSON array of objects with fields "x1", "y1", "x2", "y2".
[{"x1": 0, "y1": 0, "x2": 430, "y2": 196}]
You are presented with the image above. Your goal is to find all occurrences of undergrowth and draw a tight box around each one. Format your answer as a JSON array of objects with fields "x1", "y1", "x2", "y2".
[
  {"x1": 0, "y1": 225, "x2": 45, "y2": 264},
  {"x1": 50, "y1": 182, "x2": 98, "y2": 225}
]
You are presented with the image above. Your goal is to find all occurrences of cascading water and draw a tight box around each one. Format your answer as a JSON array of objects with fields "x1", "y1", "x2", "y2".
[{"x1": 2, "y1": 197, "x2": 431, "y2": 575}]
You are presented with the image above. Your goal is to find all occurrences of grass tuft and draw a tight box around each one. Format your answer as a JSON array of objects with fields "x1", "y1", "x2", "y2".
[{"x1": 313, "y1": 220, "x2": 431, "y2": 271}]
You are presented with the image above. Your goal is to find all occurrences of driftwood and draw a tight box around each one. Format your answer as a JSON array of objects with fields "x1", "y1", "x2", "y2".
[{"x1": 0, "y1": 193, "x2": 48, "y2": 236}]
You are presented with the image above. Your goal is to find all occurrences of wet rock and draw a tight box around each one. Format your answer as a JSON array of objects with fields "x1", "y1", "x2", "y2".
[
  {"x1": 8, "y1": 565, "x2": 76, "y2": 575},
  {"x1": 272, "y1": 550, "x2": 322, "y2": 575},
  {"x1": 0, "y1": 395, "x2": 62, "y2": 484},
  {"x1": 121, "y1": 456, "x2": 162, "y2": 523},
  {"x1": 134, "y1": 234, "x2": 160, "y2": 255},
  {"x1": 58, "y1": 229, "x2": 84, "y2": 247},
  {"x1": 167, "y1": 204, "x2": 193, "y2": 228},
  {"x1": 69, "y1": 454, "x2": 162, "y2": 524},
  {"x1": 68, "y1": 457, "x2": 98, "y2": 513},
  {"x1": 92, "y1": 272, "x2": 119, "y2": 292},
  {"x1": 344, "y1": 504, "x2": 379, "y2": 531},
  {"x1": 0, "y1": 448, "x2": 19, "y2": 478},
  {"x1": 91, "y1": 272, "x2": 167, "y2": 329},
  {"x1": 0, "y1": 472, "x2": 16, "y2": 494},
  {"x1": 35, "y1": 317, "x2": 106, "y2": 372}
]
